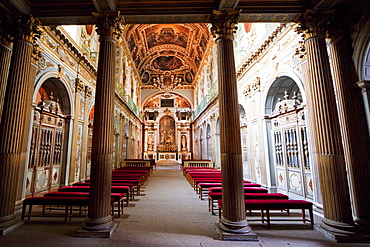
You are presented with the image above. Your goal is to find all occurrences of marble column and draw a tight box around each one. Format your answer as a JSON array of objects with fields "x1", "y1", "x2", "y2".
[
  {"x1": 77, "y1": 12, "x2": 122, "y2": 237},
  {"x1": 297, "y1": 10, "x2": 358, "y2": 241},
  {"x1": 211, "y1": 10, "x2": 257, "y2": 241},
  {"x1": 327, "y1": 16, "x2": 370, "y2": 231},
  {"x1": 0, "y1": 15, "x2": 42, "y2": 234},
  {"x1": 0, "y1": 16, "x2": 13, "y2": 118}
]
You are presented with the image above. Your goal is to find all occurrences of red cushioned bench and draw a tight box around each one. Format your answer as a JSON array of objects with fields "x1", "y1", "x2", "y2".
[
  {"x1": 21, "y1": 196, "x2": 112, "y2": 223},
  {"x1": 58, "y1": 186, "x2": 131, "y2": 199},
  {"x1": 208, "y1": 192, "x2": 288, "y2": 215},
  {"x1": 73, "y1": 182, "x2": 135, "y2": 200},
  {"x1": 218, "y1": 199, "x2": 314, "y2": 228},
  {"x1": 197, "y1": 183, "x2": 261, "y2": 200},
  {"x1": 44, "y1": 191, "x2": 126, "y2": 217}
]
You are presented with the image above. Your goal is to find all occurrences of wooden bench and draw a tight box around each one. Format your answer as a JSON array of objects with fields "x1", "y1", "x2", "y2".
[
  {"x1": 22, "y1": 197, "x2": 88, "y2": 223},
  {"x1": 197, "y1": 183, "x2": 261, "y2": 200},
  {"x1": 208, "y1": 192, "x2": 288, "y2": 215},
  {"x1": 44, "y1": 192, "x2": 126, "y2": 217},
  {"x1": 218, "y1": 199, "x2": 314, "y2": 228}
]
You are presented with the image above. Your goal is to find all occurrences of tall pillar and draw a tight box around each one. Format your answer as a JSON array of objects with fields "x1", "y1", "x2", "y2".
[
  {"x1": 0, "y1": 15, "x2": 42, "y2": 234},
  {"x1": 327, "y1": 14, "x2": 370, "y2": 231},
  {"x1": 76, "y1": 12, "x2": 122, "y2": 237},
  {"x1": 211, "y1": 10, "x2": 257, "y2": 241},
  {"x1": 69, "y1": 78, "x2": 84, "y2": 183},
  {"x1": 0, "y1": 16, "x2": 13, "y2": 118},
  {"x1": 297, "y1": 10, "x2": 359, "y2": 241}
]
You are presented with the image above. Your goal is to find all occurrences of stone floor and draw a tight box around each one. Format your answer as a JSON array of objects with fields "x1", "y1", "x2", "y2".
[{"x1": 1, "y1": 166, "x2": 370, "y2": 247}]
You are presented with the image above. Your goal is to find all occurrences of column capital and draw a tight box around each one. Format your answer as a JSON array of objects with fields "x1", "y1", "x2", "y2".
[
  {"x1": 75, "y1": 78, "x2": 85, "y2": 94},
  {"x1": 0, "y1": 15, "x2": 13, "y2": 47},
  {"x1": 31, "y1": 43, "x2": 43, "y2": 64},
  {"x1": 93, "y1": 11, "x2": 123, "y2": 40},
  {"x1": 7, "y1": 15, "x2": 43, "y2": 44},
  {"x1": 210, "y1": 9, "x2": 240, "y2": 40},
  {"x1": 296, "y1": 9, "x2": 335, "y2": 40}
]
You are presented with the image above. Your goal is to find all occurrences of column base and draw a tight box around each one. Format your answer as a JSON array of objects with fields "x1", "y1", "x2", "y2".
[
  {"x1": 0, "y1": 221, "x2": 24, "y2": 236},
  {"x1": 0, "y1": 213, "x2": 23, "y2": 236},
  {"x1": 76, "y1": 216, "x2": 117, "y2": 238},
  {"x1": 354, "y1": 218, "x2": 370, "y2": 234},
  {"x1": 215, "y1": 223, "x2": 258, "y2": 241},
  {"x1": 318, "y1": 218, "x2": 370, "y2": 243}
]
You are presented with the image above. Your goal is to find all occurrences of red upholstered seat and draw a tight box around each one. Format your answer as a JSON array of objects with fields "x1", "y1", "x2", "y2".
[
  {"x1": 208, "y1": 192, "x2": 288, "y2": 215},
  {"x1": 217, "y1": 199, "x2": 313, "y2": 228}
]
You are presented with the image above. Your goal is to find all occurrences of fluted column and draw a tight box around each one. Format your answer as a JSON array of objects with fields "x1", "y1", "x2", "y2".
[
  {"x1": 0, "y1": 16, "x2": 13, "y2": 118},
  {"x1": 327, "y1": 15, "x2": 370, "y2": 231},
  {"x1": 297, "y1": 10, "x2": 357, "y2": 240},
  {"x1": 77, "y1": 12, "x2": 122, "y2": 237},
  {"x1": 0, "y1": 15, "x2": 42, "y2": 233},
  {"x1": 211, "y1": 10, "x2": 256, "y2": 241}
]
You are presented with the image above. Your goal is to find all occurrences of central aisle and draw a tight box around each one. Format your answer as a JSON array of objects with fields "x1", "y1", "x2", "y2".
[{"x1": 115, "y1": 169, "x2": 247, "y2": 246}]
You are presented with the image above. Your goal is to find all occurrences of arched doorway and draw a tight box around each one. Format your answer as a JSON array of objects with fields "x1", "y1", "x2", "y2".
[
  {"x1": 264, "y1": 76, "x2": 312, "y2": 200},
  {"x1": 26, "y1": 78, "x2": 71, "y2": 196}
]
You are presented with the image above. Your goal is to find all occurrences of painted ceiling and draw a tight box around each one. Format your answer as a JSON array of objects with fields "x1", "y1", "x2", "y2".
[{"x1": 125, "y1": 24, "x2": 212, "y2": 90}]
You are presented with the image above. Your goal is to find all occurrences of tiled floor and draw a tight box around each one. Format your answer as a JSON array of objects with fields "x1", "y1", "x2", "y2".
[{"x1": 1, "y1": 168, "x2": 370, "y2": 247}]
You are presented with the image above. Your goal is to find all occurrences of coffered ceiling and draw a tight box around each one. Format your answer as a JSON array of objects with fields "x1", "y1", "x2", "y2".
[{"x1": 0, "y1": 0, "x2": 354, "y2": 25}]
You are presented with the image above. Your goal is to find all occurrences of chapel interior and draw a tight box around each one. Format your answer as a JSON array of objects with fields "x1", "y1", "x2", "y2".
[{"x1": 0, "y1": 0, "x2": 370, "y2": 245}]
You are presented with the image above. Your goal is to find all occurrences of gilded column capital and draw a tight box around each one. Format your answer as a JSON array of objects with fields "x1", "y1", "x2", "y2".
[
  {"x1": 0, "y1": 15, "x2": 13, "y2": 47},
  {"x1": 210, "y1": 9, "x2": 240, "y2": 40},
  {"x1": 93, "y1": 11, "x2": 123, "y2": 40},
  {"x1": 85, "y1": 86, "x2": 93, "y2": 99},
  {"x1": 75, "y1": 78, "x2": 85, "y2": 94},
  {"x1": 295, "y1": 9, "x2": 335, "y2": 40},
  {"x1": 31, "y1": 43, "x2": 43, "y2": 64},
  {"x1": 7, "y1": 15, "x2": 43, "y2": 44}
]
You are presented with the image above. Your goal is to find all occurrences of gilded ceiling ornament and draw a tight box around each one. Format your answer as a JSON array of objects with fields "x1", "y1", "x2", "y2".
[{"x1": 210, "y1": 9, "x2": 240, "y2": 39}]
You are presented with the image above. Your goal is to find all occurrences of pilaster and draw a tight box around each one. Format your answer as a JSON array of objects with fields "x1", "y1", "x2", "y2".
[
  {"x1": 297, "y1": 9, "x2": 359, "y2": 241},
  {"x1": 211, "y1": 9, "x2": 257, "y2": 241},
  {"x1": 77, "y1": 11, "x2": 122, "y2": 237},
  {"x1": 0, "y1": 14, "x2": 42, "y2": 234}
]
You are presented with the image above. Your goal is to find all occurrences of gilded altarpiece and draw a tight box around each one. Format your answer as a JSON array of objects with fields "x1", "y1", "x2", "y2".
[{"x1": 270, "y1": 99, "x2": 313, "y2": 199}]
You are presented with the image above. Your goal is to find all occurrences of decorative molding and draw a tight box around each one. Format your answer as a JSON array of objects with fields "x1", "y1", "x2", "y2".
[{"x1": 236, "y1": 23, "x2": 287, "y2": 79}]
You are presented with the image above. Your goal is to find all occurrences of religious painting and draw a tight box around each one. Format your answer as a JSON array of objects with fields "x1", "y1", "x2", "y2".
[
  {"x1": 146, "y1": 26, "x2": 188, "y2": 49},
  {"x1": 159, "y1": 116, "x2": 175, "y2": 145},
  {"x1": 152, "y1": 56, "x2": 183, "y2": 70}
]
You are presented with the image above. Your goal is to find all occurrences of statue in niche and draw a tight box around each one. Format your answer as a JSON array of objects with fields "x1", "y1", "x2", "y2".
[
  {"x1": 181, "y1": 135, "x2": 187, "y2": 151},
  {"x1": 147, "y1": 134, "x2": 154, "y2": 151}
]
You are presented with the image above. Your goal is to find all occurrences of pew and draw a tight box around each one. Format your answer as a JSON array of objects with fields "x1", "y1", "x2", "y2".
[
  {"x1": 197, "y1": 183, "x2": 261, "y2": 200},
  {"x1": 218, "y1": 199, "x2": 314, "y2": 228},
  {"x1": 44, "y1": 191, "x2": 126, "y2": 217},
  {"x1": 208, "y1": 192, "x2": 288, "y2": 215},
  {"x1": 21, "y1": 196, "x2": 113, "y2": 223}
]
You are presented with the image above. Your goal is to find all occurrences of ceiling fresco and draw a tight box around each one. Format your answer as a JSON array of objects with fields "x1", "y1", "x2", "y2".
[{"x1": 125, "y1": 24, "x2": 212, "y2": 91}]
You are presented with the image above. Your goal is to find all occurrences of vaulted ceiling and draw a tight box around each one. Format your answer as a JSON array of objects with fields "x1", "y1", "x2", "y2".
[{"x1": 124, "y1": 23, "x2": 212, "y2": 90}]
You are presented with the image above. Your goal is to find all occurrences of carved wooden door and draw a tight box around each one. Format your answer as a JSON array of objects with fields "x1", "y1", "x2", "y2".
[
  {"x1": 26, "y1": 110, "x2": 65, "y2": 196},
  {"x1": 270, "y1": 100, "x2": 313, "y2": 200}
]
